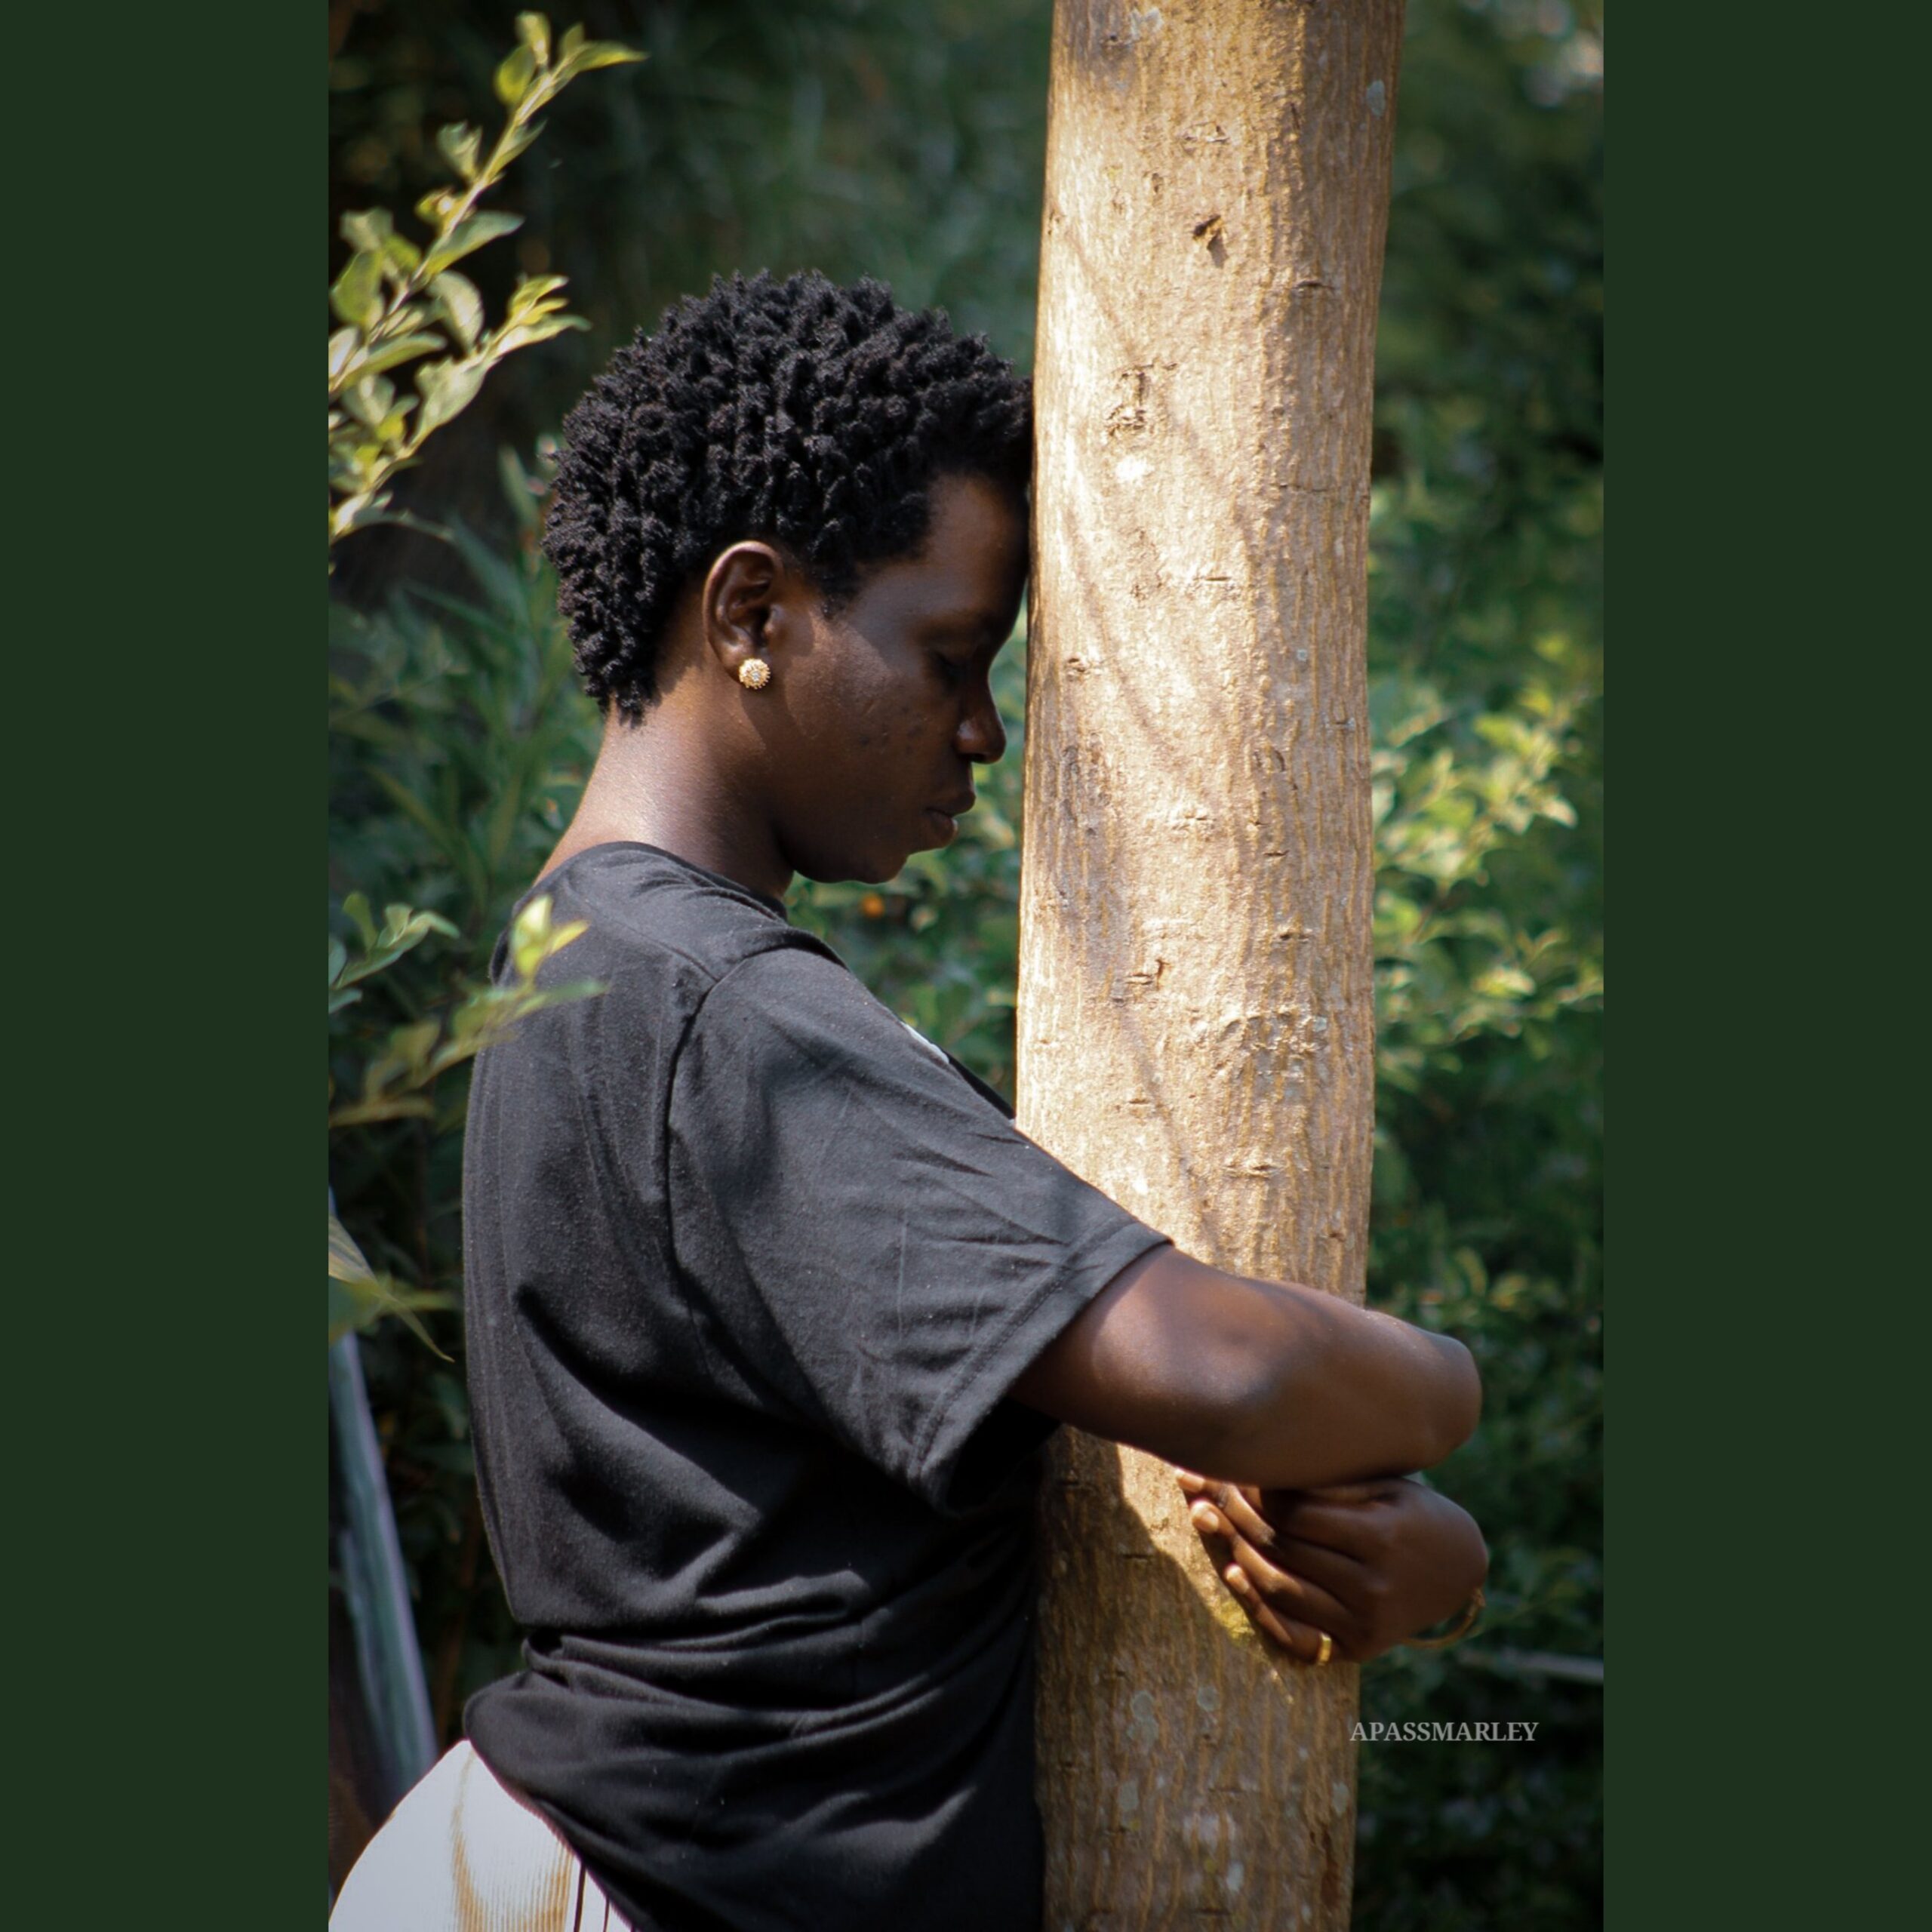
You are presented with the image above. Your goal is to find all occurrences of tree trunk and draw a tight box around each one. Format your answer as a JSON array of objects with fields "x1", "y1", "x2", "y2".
[{"x1": 1020, "y1": 4, "x2": 1404, "y2": 1926}]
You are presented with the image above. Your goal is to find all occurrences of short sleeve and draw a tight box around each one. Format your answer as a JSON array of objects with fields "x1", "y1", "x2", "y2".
[{"x1": 664, "y1": 944, "x2": 1169, "y2": 1512}]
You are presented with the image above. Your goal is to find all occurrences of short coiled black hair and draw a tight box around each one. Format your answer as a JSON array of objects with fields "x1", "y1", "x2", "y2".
[{"x1": 543, "y1": 271, "x2": 1032, "y2": 715}]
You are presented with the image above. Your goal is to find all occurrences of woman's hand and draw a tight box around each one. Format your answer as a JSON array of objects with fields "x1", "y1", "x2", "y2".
[{"x1": 1179, "y1": 1471, "x2": 1488, "y2": 1664}]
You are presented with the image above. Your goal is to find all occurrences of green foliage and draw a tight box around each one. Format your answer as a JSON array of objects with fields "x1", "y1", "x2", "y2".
[
  {"x1": 328, "y1": 485, "x2": 605, "y2": 1724},
  {"x1": 1349, "y1": 4, "x2": 1603, "y2": 1922},
  {"x1": 329, "y1": 1208, "x2": 457, "y2": 1353},
  {"x1": 328, "y1": 13, "x2": 641, "y2": 546},
  {"x1": 328, "y1": 894, "x2": 458, "y2": 1016},
  {"x1": 331, "y1": 466, "x2": 598, "y2": 903},
  {"x1": 327, "y1": 0, "x2": 1051, "y2": 584},
  {"x1": 330, "y1": 22, "x2": 633, "y2": 1354},
  {"x1": 1370, "y1": 637, "x2": 1600, "y2": 1101},
  {"x1": 330, "y1": 891, "x2": 601, "y2": 1129}
]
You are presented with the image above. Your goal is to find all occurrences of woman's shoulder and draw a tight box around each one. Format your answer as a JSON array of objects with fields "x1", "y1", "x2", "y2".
[{"x1": 515, "y1": 841, "x2": 841, "y2": 996}]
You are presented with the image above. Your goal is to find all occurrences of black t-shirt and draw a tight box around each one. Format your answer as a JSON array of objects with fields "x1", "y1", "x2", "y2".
[{"x1": 461, "y1": 844, "x2": 1168, "y2": 1932}]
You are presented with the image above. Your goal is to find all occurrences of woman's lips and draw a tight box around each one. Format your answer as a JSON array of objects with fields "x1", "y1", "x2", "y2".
[{"x1": 925, "y1": 792, "x2": 975, "y2": 841}]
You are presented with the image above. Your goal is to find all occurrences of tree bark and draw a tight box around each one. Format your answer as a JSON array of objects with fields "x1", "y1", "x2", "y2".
[{"x1": 1020, "y1": 4, "x2": 1404, "y2": 1926}]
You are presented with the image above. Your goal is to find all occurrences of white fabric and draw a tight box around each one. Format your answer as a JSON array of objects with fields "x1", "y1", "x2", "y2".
[{"x1": 331, "y1": 1743, "x2": 629, "y2": 1931}]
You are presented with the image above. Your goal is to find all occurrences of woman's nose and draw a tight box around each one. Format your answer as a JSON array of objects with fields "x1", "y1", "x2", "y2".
[{"x1": 957, "y1": 686, "x2": 1007, "y2": 764}]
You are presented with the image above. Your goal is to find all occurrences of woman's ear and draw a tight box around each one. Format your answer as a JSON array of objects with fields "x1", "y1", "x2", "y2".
[{"x1": 700, "y1": 541, "x2": 789, "y2": 685}]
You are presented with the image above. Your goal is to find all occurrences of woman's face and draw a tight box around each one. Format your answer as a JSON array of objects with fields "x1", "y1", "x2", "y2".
[{"x1": 760, "y1": 472, "x2": 1029, "y2": 884}]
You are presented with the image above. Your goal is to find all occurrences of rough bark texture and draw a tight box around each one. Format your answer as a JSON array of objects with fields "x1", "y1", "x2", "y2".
[{"x1": 1020, "y1": 5, "x2": 1404, "y2": 1927}]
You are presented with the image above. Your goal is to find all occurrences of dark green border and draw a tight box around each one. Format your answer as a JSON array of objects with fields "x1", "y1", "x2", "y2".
[
  {"x1": 1616, "y1": 7, "x2": 1919, "y2": 1925},
  {"x1": 10, "y1": 2, "x2": 314, "y2": 1915},
  {"x1": 25, "y1": 2, "x2": 1918, "y2": 1921}
]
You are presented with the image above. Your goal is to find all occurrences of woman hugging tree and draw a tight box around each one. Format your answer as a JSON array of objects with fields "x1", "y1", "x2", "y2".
[{"x1": 331, "y1": 271, "x2": 1487, "y2": 1932}]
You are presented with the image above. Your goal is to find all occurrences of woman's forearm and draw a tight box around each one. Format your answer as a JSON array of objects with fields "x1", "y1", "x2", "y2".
[
  {"x1": 1012, "y1": 1247, "x2": 1481, "y2": 1487},
  {"x1": 1201, "y1": 1272, "x2": 1481, "y2": 1487}
]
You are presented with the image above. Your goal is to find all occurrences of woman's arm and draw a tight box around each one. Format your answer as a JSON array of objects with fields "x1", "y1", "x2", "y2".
[{"x1": 1008, "y1": 1246, "x2": 1480, "y2": 1489}]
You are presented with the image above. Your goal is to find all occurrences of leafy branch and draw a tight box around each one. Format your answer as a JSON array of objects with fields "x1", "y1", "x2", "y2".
[
  {"x1": 328, "y1": 892, "x2": 459, "y2": 1015},
  {"x1": 1370, "y1": 669, "x2": 1598, "y2": 1091},
  {"x1": 327, "y1": 14, "x2": 641, "y2": 546},
  {"x1": 329, "y1": 1210, "x2": 457, "y2": 1354},
  {"x1": 328, "y1": 893, "x2": 603, "y2": 1129},
  {"x1": 327, "y1": 17, "x2": 626, "y2": 1346}
]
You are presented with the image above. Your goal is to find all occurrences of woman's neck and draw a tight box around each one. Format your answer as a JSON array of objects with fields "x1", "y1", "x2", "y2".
[{"x1": 537, "y1": 706, "x2": 792, "y2": 903}]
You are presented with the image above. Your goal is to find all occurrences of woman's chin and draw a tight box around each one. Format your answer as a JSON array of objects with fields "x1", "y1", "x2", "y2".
[{"x1": 796, "y1": 846, "x2": 913, "y2": 888}]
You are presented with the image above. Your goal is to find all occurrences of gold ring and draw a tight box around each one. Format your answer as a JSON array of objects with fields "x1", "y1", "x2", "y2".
[{"x1": 1314, "y1": 1632, "x2": 1334, "y2": 1667}]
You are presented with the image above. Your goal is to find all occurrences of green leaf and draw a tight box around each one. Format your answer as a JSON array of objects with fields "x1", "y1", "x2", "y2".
[
  {"x1": 329, "y1": 1095, "x2": 435, "y2": 1128},
  {"x1": 343, "y1": 374, "x2": 396, "y2": 428},
  {"x1": 380, "y1": 300, "x2": 434, "y2": 334},
  {"x1": 332, "y1": 894, "x2": 458, "y2": 987},
  {"x1": 329, "y1": 250, "x2": 383, "y2": 330},
  {"x1": 432, "y1": 272, "x2": 484, "y2": 352},
  {"x1": 435, "y1": 121, "x2": 483, "y2": 183},
  {"x1": 494, "y1": 42, "x2": 537, "y2": 107},
  {"x1": 508, "y1": 894, "x2": 555, "y2": 979},
  {"x1": 338, "y1": 208, "x2": 395, "y2": 254},
  {"x1": 510, "y1": 899, "x2": 580, "y2": 979},
  {"x1": 387, "y1": 903, "x2": 457, "y2": 949},
  {"x1": 378, "y1": 230, "x2": 422, "y2": 279},
  {"x1": 422, "y1": 211, "x2": 524, "y2": 277},
  {"x1": 515, "y1": 12, "x2": 552, "y2": 67},
  {"x1": 507, "y1": 272, "x2": 570, "y2": 318},
  {"x1": 564, "y1": 42, "x2": 645, "y2": 75},
  {"x1": 328, "y1": 1211, "x2": 377, "y2": 1284},
  {"x1": 351, "y1": 331, "x2": 447, "y2": 380},
  {"x1": 386, "y1": 1019, "x2": 441, "y2": 1075},
  {"x1": 494, "y1": 118, "x2": 545, "y2": 169},
  {"x1": 495, "y1": 314, "x2": 587, "y2": 354},
  {"x1": 330, "y1": 489, "x2": 397, "y2": 545},
  {"x1": 415, "y1": 358, "x2": 488, "y2": 438},
  {"x1": 328, "y1": 328, "x2": 358, "y2": 385},
  {"x1": 342, "y1": 892, "x2": 377, "y2": 949},
  {"x1": 327, "y1": 1248, "x2": 455, "y2": 1352}
]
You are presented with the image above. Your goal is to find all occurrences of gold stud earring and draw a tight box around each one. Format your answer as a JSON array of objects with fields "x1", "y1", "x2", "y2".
[{"x1": 737, "y1": 657, "x2": 771, "y2": 691}]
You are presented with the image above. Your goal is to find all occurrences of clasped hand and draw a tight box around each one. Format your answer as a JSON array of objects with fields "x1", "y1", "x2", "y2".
[{"x1": 1177, "y1": 1471, "x2": 1487, "y2": 1664}]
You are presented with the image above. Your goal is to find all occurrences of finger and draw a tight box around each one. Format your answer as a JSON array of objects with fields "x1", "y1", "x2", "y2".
[
  {"x1": 1207, "y1": 1510, "x2": 1302, "y2": 1598},
  {"x1": 1235, "y1": 1542, "x2": 1358, "y2": 1643},
  {"x1": 1186, "y1": 1500, "x2": 1236, "y2": 1585},
  {"x1": 1186, "y1": 1498, "x2": 1233, "y2": 1564},
  {"x1": 1213, "y1": 1482, "x2": 1384, "y2": 1563},
  {"x1": 1220, "y1": 1565, "x2": 1343, "y2": 1664},
  {"x1": 1214, "y1": 1489, "x2": 1374, "y2": 1595},
  {"x1": 1211, "y1": 1484, "x2": 1293, "y2": 1555},
  {"x1": 1264, "y1": 1533, "x2": 1373, "y2": 1599},
  {"x1": 1191, "y1": 1504, "x2": 1361, "y2": 1643},
  {"x1": 1189, "y1": 1493, "x2": 1287, "y2": 1565},
  {"x1": 1257, "y1": 1495, "x2": 1388, "y2": 1561}
]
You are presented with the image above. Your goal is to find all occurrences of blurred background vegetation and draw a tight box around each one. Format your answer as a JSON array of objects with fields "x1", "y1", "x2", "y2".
[{"x1": 328, "y1": 2, "x2": 1601, "y2": 1924}]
